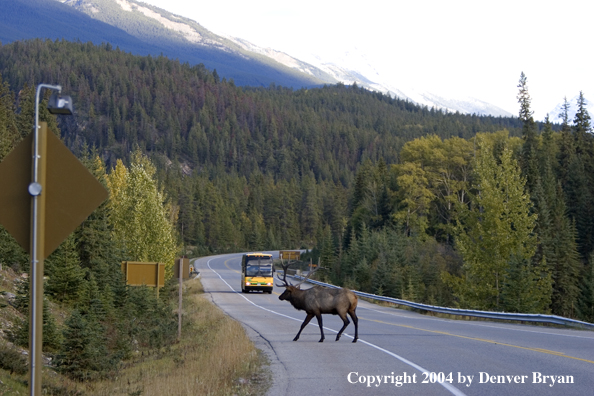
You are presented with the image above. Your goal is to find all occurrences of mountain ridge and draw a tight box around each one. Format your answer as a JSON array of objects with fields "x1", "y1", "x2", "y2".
[
  {"x1": 62, "y1": 0, "x2": 516, "y2": 116},
  {"x1": 62, "y1": 0, "x2": 334, "y2": 86},
  {"x1": 0, "y1": 0, "x2": 326, "y2": 89},
  {"x1": 0, "y1": 0, "x2": 533, "y2": 116}
]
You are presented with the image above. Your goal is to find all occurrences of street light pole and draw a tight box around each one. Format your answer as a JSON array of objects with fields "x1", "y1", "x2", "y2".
[{"x1": 29, "y1": 84, "x2": 72, "y2": 395}]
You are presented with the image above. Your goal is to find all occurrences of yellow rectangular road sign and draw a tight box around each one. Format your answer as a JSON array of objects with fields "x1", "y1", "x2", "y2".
[
  {"x1": 174, "y1": 257, "x2": 190, "y2": 279},
  {"x1": 121, "y1": 261, "x2": 165, "y2": 288},
  {"x1": 279, "y1": 250, "x2": 301, "y2": 260}
]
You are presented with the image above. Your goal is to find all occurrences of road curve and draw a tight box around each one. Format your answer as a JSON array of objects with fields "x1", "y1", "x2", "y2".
[{"x1": 193, "y1": 253, "x2": 594, "y2": 396}]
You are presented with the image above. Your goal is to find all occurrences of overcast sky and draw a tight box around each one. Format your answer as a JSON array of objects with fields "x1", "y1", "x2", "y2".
[{"x1": 138, "y1": 0, "x2": 593, "y2": 121}]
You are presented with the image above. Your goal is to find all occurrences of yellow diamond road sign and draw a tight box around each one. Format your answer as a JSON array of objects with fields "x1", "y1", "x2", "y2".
[{"x1": 0, "y1": 126, "x2": 108, "y2": 259}]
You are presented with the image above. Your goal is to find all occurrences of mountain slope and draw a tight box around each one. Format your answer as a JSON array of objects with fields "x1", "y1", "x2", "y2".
[
  {"x1": 2, "y1": 0, "x2": 514, "y2": 115},
  {"x1": 61, "y1": 0, "x2": 335, "y2": 87},
  {"x1": 0, "y1": 0, "x2": 151, "y2": 49},
  {"x1": 59, "y1": 0, "x2": 514, "y2": 116},
  {"x1": 0, "y1": 0, "x2": 327, "y2": 88},
  {"x1": 291, "y1": 48, "x2": 514, "y2": 117}
]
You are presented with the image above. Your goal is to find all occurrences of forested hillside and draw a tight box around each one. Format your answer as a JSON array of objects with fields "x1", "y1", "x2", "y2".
[
  {"x1": 1, "y1": 37, "x2": 593, "y2": 363},
  {"x1": 0, "y1": 39, "x2": 524, "y2": 247}
]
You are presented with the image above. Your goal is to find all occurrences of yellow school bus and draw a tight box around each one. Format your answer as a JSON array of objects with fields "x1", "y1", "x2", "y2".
[{"x1": 241, "y1": 253, "x2": 274, "y2": 293}]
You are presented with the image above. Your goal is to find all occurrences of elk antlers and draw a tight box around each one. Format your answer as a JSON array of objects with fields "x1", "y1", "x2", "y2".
[
  {"x1": 275, "y1": 259, "x2": 319, "y2": 288},
  {"x1": 275, "y1": 260, "x2": 292, "y2": 287}
]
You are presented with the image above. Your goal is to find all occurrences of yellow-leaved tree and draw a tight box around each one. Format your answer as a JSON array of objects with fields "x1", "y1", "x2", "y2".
[{"x1": 107, "y1": 150, "x2": 179, "y2": 279}]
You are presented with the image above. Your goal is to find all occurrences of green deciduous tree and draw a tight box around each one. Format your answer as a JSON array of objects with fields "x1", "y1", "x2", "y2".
[
  {"x1": 396, "y1": 135, "x2": 474, "y2": 241},
  {"x1": 392, "y1": 161, "x2": 434, "y2": 237},
  {"x1": 107, "y1": 150, "x2": 179, "y2": 278}
]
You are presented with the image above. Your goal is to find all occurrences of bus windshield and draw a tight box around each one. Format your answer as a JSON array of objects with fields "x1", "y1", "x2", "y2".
[{"x1": 245, "y1": 257, "x2": 273, "y2": 277}]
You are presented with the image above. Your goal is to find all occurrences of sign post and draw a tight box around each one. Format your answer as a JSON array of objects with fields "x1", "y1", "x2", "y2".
[
  {"x1": 179, "y1": 258, "x2": 182, "y2": 339},
  {"x1": 29, "y1": 122, "x2": 47, "y2": 396},
  {"x1": 175, "y1": 257, "x2": 189, "y2": 339}
]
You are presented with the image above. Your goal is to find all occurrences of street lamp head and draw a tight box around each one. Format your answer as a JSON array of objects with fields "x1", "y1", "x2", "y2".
[{"x1": 47, "y1": 92, "x2": 73, "y2": 115}]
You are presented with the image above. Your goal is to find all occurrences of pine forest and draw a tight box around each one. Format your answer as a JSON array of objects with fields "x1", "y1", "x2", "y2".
[{"x1": 1, "y1": 39, "x2": 593, "y2": 380}]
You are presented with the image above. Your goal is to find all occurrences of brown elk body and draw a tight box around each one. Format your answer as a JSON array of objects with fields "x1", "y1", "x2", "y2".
[{"x1": 277, "y1": 264, "x2": 358, "y2": 343}]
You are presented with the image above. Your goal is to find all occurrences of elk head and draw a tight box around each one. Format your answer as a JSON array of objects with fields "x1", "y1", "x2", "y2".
[{"x1": 278, "y1": 284, "x2": 299, "y2": 301}]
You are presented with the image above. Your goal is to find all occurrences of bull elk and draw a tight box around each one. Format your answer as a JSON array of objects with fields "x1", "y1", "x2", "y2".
[{"x1": 276, "y1": 262, "x2": 358, "y2": 343}]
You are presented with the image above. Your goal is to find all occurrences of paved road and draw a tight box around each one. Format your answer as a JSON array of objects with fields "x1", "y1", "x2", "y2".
[{"x1": 193, "y1": 253, "x2": 594, "y2": 396}]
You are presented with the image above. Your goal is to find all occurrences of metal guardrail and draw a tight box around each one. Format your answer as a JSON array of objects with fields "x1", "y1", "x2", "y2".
[{"x1": 291, "y1": 275, "x2": 594, "y2": 330}]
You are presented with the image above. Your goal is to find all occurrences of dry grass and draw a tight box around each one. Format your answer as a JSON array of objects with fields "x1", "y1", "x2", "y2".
[
  {"x1": 0, "y1": 274, "x2": 270, "y2": 396},
  {"x1": 73, "y1": 278, "x2": 269, "y2": 396}
]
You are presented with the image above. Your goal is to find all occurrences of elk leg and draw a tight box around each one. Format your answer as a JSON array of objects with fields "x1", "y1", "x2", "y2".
[
  {"x1": 348, "y1": 310, "x2": 358, "y2": 343},
  {"x1": 335, "y1": 313, "x2": 350, "y2": 341},
  {"x1": 294, "y1": 313, "x2": 314, "y2": 341},
  {"x1": 315, "y1": 313, "x2": 325, "y2": 342}
]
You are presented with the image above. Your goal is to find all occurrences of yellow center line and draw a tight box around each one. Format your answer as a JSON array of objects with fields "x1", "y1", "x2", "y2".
[
  {"x1": 361, "y1": 317, "x2": 594, "y2": 365},
  {"x1": 224, "y1": 257, "x2": 240, "y2": 273}
]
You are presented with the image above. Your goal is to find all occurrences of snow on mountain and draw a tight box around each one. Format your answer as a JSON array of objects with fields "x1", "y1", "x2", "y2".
[
  {"x1": 392, "y1": 87, "x2": 514, "y2": 117},
  {"x1": 225, "y1": 36, "x2": 338, "y2": 83},
  {"x1": 56, "y1": 0, "x2": 514, "y2": 117},
  {"x1": 549, "y1": 94, "x2": 594, "y2": 123},
  {"x1": 286, "y1": 46, "x2": 514, "y2": 117}
]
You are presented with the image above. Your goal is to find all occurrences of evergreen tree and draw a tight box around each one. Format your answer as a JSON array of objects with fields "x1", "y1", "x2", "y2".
[
  {"x1": 557, "y1": 97, "x2": 575, "y2": 186},
  {"x1": 56, "y1": 309, "x2": 111, "y2": 380},
  {"x1": 0, "y1": 227, "x2": 28, "y2": 273},
  {"x1": 45, "y1": 234, "x2": 85, "y2": 303},
  {"x1": 565, "y1": 155, "x2": 593, "y2": 257},
  {"x1": 354, "y1": 257, "x2": 372, "y2": 292},
  {"x1": 10, "y1": 278, "x2": 61, "y2": 352},
  {"x1": 300, "y1": 176, "x2": 320, "y2": 245},
  {"x1": 573, "y1": 91, "x2": 592, "y2": 151},
  {"x1": 371, "y1": 250, "x2": 391, "y2": 297},
  {"x1": 42, "y1": 298, "x2": 62, "y2": 352},
  {"x1": 446, "y1": 138, "x2": 544, "y2": 310},
  {"x1": 0, "y1": 76, "x2": 29, "y2": 273},
  {"x1": 551, "y1": 215, "x2": 581, "y2": 317},
  {"x1": 501, "y1": 252, "x2": 551, "y2": 313},
  {"x1": 75, "y1": 151, "x2": 122, "y2": 310},
  {"x1": 318, "y1": 224, "x2": 335, "y2": 281},
  {"x1": 577, "y1": 254, "x2": 594, "y2": 322},
  {"x1": 517, "y1": 72, "x2": 540, "y2": 196},
  {"x1": 0, "y1": 73, "x2": 19, "y2": 160}
]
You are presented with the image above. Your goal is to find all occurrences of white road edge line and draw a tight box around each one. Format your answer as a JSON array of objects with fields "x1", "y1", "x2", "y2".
[{"x1": 206, "y1": 258, "x2": 466, "y2": 396}]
